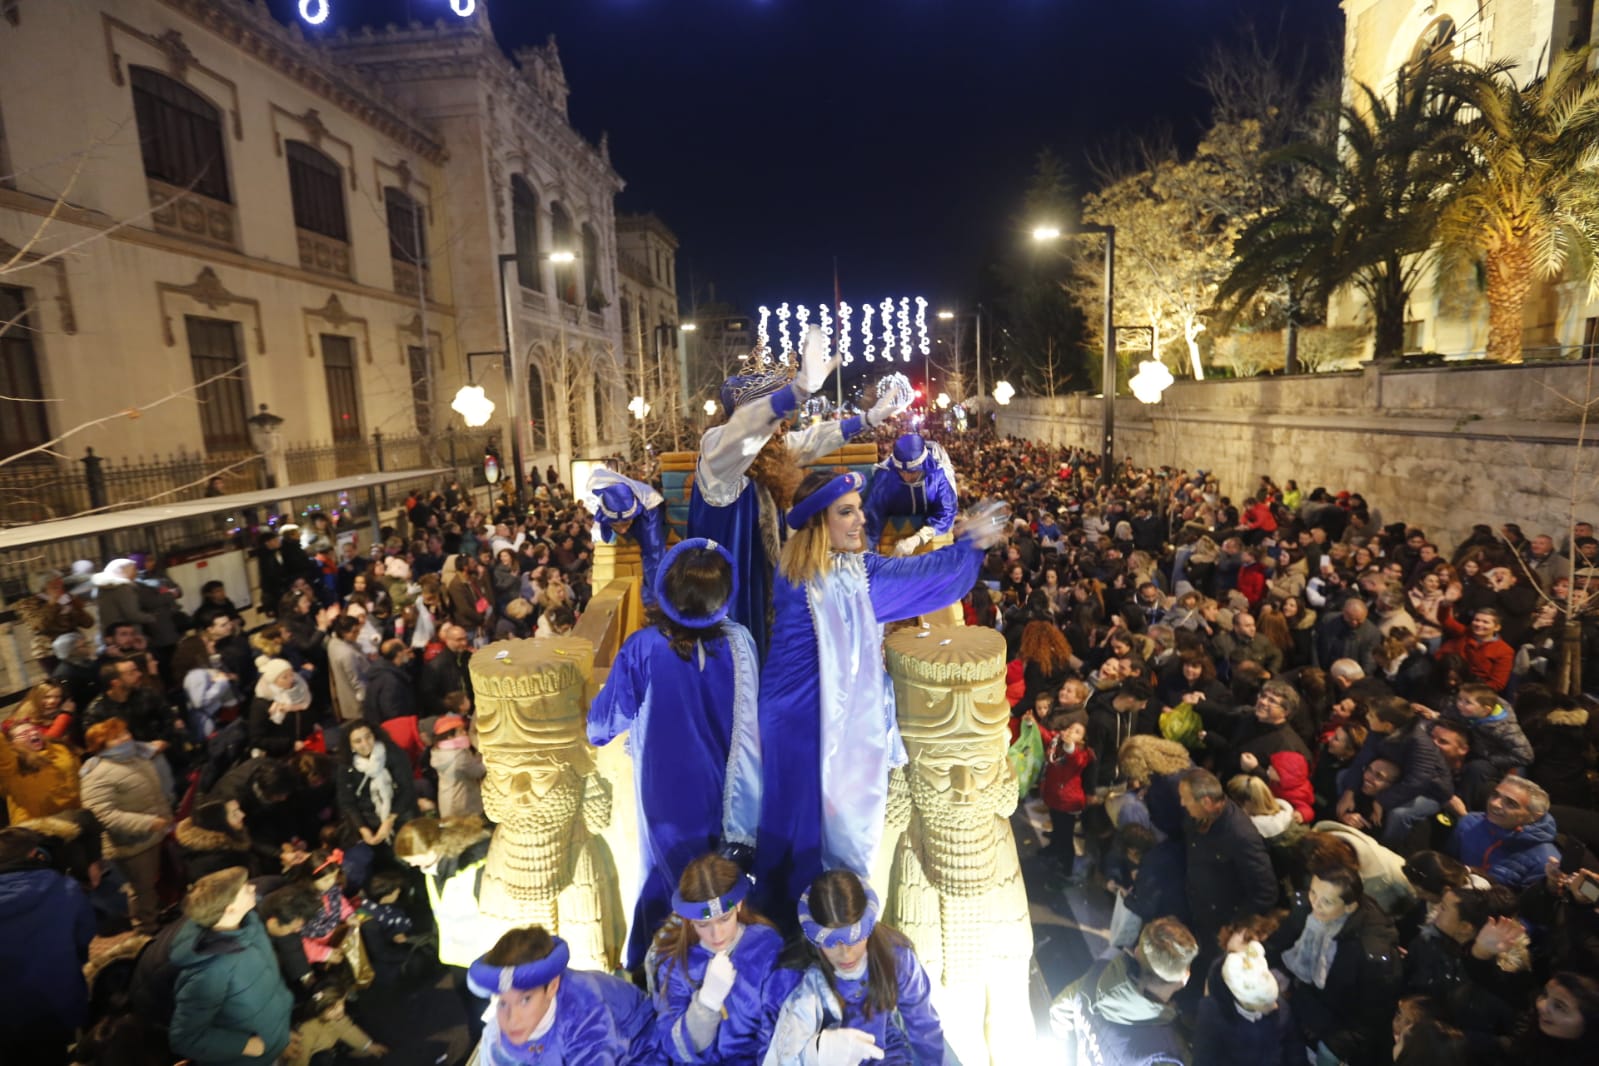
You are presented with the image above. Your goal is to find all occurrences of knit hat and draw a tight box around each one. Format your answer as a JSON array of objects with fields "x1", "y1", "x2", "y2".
[
  {"x1": 1221, "y1": 942, "x2": 1278, "y2": 1012},
  {"x1": 52, "y1": 632, "x2": 85, "y2": 659}
]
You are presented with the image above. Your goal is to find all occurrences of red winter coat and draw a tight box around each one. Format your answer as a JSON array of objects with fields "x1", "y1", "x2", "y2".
[
  {"x1": 1436, "y1": 611, "x2": 1513, "y2": 693},
  {"x1": 1042, "y1": 744, "x2": 1095, "y2": 813},
  {"x1": 1269, "y1": 750, "x2": 1314, "y2": 824}
]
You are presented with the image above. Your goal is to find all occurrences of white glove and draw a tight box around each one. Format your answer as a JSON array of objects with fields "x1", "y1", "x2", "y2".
[
  {"x1": 893, "y1": 527, "x2": 931, "y2": 556},
  {"x1": 816, "y1": 1028, "x2": 885, "y2": 1066},
  {"x1": 696, "y1": 952, "x2": 736, "y2": 1013},
  {"x1": 797, "y1": 326, "x2": 839, "y2": 395},
  {"x1": 955, "y1": 498, "x2": 1012, "y2": 551},
  {"x1": 866, "y1": 374, "x2": 915, "y2": 428}
]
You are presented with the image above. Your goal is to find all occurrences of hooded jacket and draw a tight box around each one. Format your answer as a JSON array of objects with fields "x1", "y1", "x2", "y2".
[
  {"x1": 174, "y1": 817, "x2": 255, "y2": 881},
  {"x1": 1268, "y1": 751, "x2": 1315, "y2": 824},
  {"x1": 0, "y1": 732, "x2": 80, "y2": 823},
  {"x1": 166, "y1": 912, "x2": 294, "y2": 1066},
  {"x1": 79, "y1": 741, "x2": 172, "y2": 859},
  {"x1": 1449, "y1": 811, "x2": 1561, "y2": 889},
  {"x1": 1530, "y1": 705, "x2": 1593, "y2": 806},
  {"x1": 91, "y1": 559, "x2": 155, "y2": 630},
  {"x1": 429, "y1": 743, "x2": 486, "y2": 820},
  {"x1": 0, "y1": 863, "x2": 96, "y2": 1034}
]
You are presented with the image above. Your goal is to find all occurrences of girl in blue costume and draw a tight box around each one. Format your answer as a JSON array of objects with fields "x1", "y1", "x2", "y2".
[
  {"x1": 586, "y1": 470, "x2": 668, "y2": 608},
  {"x1": 466, "y1": 926, "x2": 656, "y2": 1066},
  {"x1": 587, "y1": 539, "x2": 762, "y2": 971},
  {"x1": 688, "y1": 328, "x2": 913, "y2": 658},
  {"x1": 649, "y1": 854, "x2": 785, "y2": 1064},
  {"x1": 753, "y1": 468, "x2": 1008, "y2": 913},
  {"x1": 763, "y1": 870, "x2": 951, "y2": 1066}
]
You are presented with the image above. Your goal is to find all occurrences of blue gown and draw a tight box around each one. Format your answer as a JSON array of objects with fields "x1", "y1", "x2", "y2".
[
  {"x1": 862, "y1": 447, "x2": 958, "y2": 546},
  {"x1": 588, "y1": 624, "x2": 762, "y2": 970},
  {"x1": 589, "y1": 473, "x2": 667, "y2": 609},
  {"x1": 752, "y1": 544, "x2": 983, "y2": 919},
  {"x1": 472, "y1": 969, "x2": 657, "y2": 1066},
  {"x1": 763, "y1": 939, "x2": 950, "y2": 1066},
  {"x1": 688, "y1": 389, "x2": 865, "y2": 660},
  {"x1": 653, "y1": 923, "x2": 784, "y2": 1064}
]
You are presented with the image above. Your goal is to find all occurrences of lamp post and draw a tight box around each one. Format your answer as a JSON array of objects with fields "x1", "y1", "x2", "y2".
[
  {"x1": 495, "y1": 253, "x2": 526, "y2": 504},
  {"x1": 935, "y1": 305, "x2": 985, "y2": 408},
  {"x1": 1033, "y1": 223, "x2": 1115, "y2": 485}
]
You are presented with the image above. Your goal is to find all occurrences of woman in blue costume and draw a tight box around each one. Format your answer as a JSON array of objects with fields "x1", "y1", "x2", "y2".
[
  {"x1": 753, "y1": 469, "x2": 1008, "y2": 913},
  {"x1": 763, "y1": 870, "x2": 952, "y2": 1066},
  {"x1": 649, "y1": 854, "x2": 785, "y2": 1064},
  {"x1": 688, "y1": 328, "x2": 913, "y2": 658},
  {"x1": 466, "y1": 926, "x2": 656, "y2": 1066},
  {"x1": 587, "y1": 539, "x2": 762, "y2": 971},
  {"x1": 586, "y1": 470, "x2": 668, "y2": 608}
]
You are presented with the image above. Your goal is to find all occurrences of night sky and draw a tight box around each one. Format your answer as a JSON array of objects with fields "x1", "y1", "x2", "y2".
[{"x1": 274, "y1": 0, "x2": 1345, "y2": 314}]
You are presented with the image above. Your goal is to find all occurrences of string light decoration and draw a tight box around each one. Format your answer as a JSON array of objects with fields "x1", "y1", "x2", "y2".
[
  {"x1": 861, "y1": 303, "x2": 876, "y2": 362},
  {"x1": 795, "y1": 304, "x2": 810, "y2": 351},
  {"x1": 776, "y1": 303, "x2": 793, "y2": 364},
  {"x1": 298, "y1": 0, "x2": 475, "y2": 24},
  {"x1": 837, "y1": 302, "x2": 851, "y2": 364},
  {"x1": 756, "y1": 306, "x2": 771, "y2": 361},
  {"x1": 880, "y1": 298, "x2": 895, "y2": 363},
  {"x1": 818, "y1": 303, "x2": 832, "y2": 340},
  {"x1": 915, "y1": 297, "x2": 930, "y2": 356},
  {"x1": 897, "y1": 297, "x2": 912, "y2": 361}
]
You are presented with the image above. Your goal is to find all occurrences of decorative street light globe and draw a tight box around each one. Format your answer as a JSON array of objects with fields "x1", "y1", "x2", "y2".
[
  {"x1": 936, "y1": 392, "x2": 951, "y2": 409},
  {"x1": 1128, "y1": 359, "x2": 1175, "y2": 404},
  {"x1": 992, "y1": 380, "x2": 1015, "y2": 405},
  {"x1": 704, "y1": 399, "x2": 718, "y2": 416},
  {"x1": 450, "y1": 384, "x2": 495, "y2": 427},
  {"x1": 628, "y1": 395, "x2": 651, "y2": 421}
]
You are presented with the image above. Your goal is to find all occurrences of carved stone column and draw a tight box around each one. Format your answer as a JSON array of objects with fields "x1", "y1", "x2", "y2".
[
  {"x1": 882, "y1": 625, "x2": 1035, "y2": 1064},
  {"x1": 471, "y1": 636, "x2": 626, "y2": 971}
]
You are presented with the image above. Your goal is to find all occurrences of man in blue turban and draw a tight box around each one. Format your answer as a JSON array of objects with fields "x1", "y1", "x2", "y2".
[{"x1": 863, "y1": 432, "x2": 959, "y2": 556}]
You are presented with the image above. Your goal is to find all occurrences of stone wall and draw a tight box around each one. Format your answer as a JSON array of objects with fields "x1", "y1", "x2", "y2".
[{"x1": 994, "y1": 361, "x2": 1599, "y2": 549}]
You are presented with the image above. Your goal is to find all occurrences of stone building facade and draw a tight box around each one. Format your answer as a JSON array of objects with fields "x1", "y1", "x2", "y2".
[
  {"x1": 615, "y1": 212, "x2": 683, "y2": 442},
  {"x1": 0, "y1": 0, "x2": 629, "y2": 499},
  {"x1": 1334, "y1": 0, "x2": 1599, "y2": 357}
]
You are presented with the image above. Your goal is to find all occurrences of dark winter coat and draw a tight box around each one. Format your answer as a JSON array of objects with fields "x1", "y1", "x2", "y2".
[
  {"x1": 1184, "y1": 802, "x2": 1279, "y2": 941},
  {"x1": 175, "y1": 817, "x2": 256, "y2": 881},
  {"x1": 245, "y1": 696, "x2": 312, "y2": 758},
  {"x1": 1530, "y1": 705, "x2": 1594, "y2": 807},
  {"x1": 1226, "y1": 717, "x2": 1311, "y2": 781},
  {"x1": 362, "y1": 657, "x2": 416, "y2": 727},
  {"x1": 335, "y1": 733, "x2": 420, "y2": 837},
  {"x1": 0, "y1": 865, "x2": 96, "y2": 1034},
  {"x1": 1348, "y1": 719, "x2": 1454, "y2": 812},
  {"x1": 1286, "y1": 898, "x2": 1401, "y2": 1066},
  {"x1": 1192, "y1": 960, "x2": 1301, "y2": 1066},
  {"x1": 419, "y1": 649, "x2": 472, "y2": 717},
  {"x1": 166, "y1": 912, "x2": 294, "y2": 1066}
]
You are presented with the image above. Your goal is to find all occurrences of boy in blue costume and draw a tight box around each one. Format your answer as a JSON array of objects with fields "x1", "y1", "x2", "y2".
[
  {"x1": 688, "y1": 328, "x2": 913, "y2": 658},
  {"x1": 586, "y1": 470, "x2": 668, "y2": 608},
  {"x1": 466, "y1": 927, "x2": 655, "y2": 1066},
  {"x1": 588, "y1": 539, "x2": 762, "y2": 970},
  {"x1": 862, "y1": 433, "x2": 959, "y2": 556}
]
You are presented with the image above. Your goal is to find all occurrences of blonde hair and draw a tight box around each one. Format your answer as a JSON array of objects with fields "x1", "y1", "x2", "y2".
[
  {"x1": 778, "y1": 468, "x2": 858, "y2": 586},
  {"x1": 1226, "y1": 773, "x2": 1278, "y2": 817},
  {"x1": 184, "y1": 867, "x2": 249, "y2": 928}
]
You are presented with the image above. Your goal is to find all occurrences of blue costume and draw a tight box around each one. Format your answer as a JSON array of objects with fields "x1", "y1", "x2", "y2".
[
  {"x1": 587, "y1": 471, "x2": 668, "y2": 608},
  {"x1": 688, "y1": 377, "x2": 869, "y2": 660},
  {"x1": 753, "y1": 541, "x2": 984, "y2": 915},
  {"x1": 587, "y1": 540, "x2": 762, "y2": 970},
  {"x1": 469, "y1": 943, "x2": 656, "y2": 1066},
  {"x1": 763, "y1": 938, "x2": 949, "y2": 1066},
  {"x1": 653, "y1": 923, "x2": 785, "y2": 1064},
  {"x1": 862, "y1": 434, "x2": 959, "y2": 548}
]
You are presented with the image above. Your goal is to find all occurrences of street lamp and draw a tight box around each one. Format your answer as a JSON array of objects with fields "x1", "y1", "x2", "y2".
[
  {"x1": 992, "y1": 380, "x2": 1015, "y2": 405},
  {"x1": 935, "y1": 305, "x2": 985, "y2": 406},
  {"x1": 704, "y1": 399, "x2": 718, "y2": 417},
  {"x1": 1033, "y1": 221, "x2": 1116, "y2": 484}
]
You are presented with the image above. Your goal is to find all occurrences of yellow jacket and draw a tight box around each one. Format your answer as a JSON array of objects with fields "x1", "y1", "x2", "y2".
[{"x1": 0, "y1": 735, "x2": 81, "y2": 823}]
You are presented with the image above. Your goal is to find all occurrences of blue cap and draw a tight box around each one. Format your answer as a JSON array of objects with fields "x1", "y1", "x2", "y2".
[
  {"x1": 596, "y1": 483, "x2": 642, "y2": 522},
  {"x1": 889, "y1": 433, "x2": 928, "y2": 471}
]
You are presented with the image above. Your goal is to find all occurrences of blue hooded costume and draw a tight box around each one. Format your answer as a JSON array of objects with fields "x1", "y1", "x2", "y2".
[
  {"x1": 587, "y1": 471, "x2": 668, "y2": 609},
  {"x1": 862, "y1": 433, "x2": 959, "y2": 548},
  {"x1": 469, "y1": 943, "x2": 657, "y2": 1066},
  {"x1": 688, "y1": 374, "x2": 868, "y2": 660},
  {"x1": 586, "y1": 539, "x2": 763, "y2": 971}
]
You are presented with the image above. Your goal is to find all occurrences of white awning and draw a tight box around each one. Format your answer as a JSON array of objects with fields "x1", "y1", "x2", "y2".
[{"x1": 0, "y1": 467, "x2": 447, "y2": 552}]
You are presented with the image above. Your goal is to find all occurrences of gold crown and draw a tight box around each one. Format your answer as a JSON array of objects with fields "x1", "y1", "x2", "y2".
[{"x1": 886, "y1": 626, "x2": 1011, "y2": 739}]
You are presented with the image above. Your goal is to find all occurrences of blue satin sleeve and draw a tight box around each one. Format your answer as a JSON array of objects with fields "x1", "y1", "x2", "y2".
[
  {"x1": 635, "y1": 507, "x2": 667, "y2": 608},
  {"x1": 862, "y1": 541, "x2": 984, "y2": 623},
  {"x1": 890, "y1": 941, "x2": 949, "y2": 1066},
  {"x1": 550, "y1": 971, "x2": 650, "y2": 1065},
  {"x1": 586, "y1": 634, "x2": 648, "y2": 747},
  {"x1": 654, "y1": 927, "x2": 784, "y2": 1064},
  {"x1": 923, "y1": 467, "x2": 958, "y2": 535}
]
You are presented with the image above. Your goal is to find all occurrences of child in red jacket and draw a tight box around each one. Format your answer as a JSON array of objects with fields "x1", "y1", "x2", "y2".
[{"x1": 1041, "y1": 710, "x2": 1094, "y2": 883}]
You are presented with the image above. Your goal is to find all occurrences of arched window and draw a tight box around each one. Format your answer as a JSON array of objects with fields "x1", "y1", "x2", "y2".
[
  {"x1": 619, "y1": 296, "x2": 633, "y2": 345},
  {"x1": 582, "y1": 223, "x2": 604, "y2": 311},
  {"x1": 512, "y1": 176, "x2": 542, "y2": 290},
  {"x1": 551, "y1": 202, "x2": 576, "y2": 304},
  {"x1": 286, "y1": 140, "x2": 347, "y2": 241},
  {"x1": 593, "y1": 376, "x2": 608, "y2": 442},
  {"x1": 527, "y1": 362, "x2": 548, "y2": 450},
  {"x1": 130, "y1": 67, "x2": 231, "y2": 202},
  {"x1": 1409, "y1": 15, "x2": 1457, "y2": 68}
]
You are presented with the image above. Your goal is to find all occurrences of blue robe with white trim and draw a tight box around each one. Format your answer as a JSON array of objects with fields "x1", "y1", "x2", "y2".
[
  {"x1": 472, "y1": 969, "x2": 656, "y2": 1066},
  {"x1": 762, "y1": 939, "x2": 951, "y2": 1065},
  {"x1": 588, "y1": 623, "x2": 762, "y2": 970},
  {"x1": 653, "y1": 923, "x2": 784, "y2": 1064},
  {"x1": 752, "y1": 543, "x2": 983, "y2": 921}
]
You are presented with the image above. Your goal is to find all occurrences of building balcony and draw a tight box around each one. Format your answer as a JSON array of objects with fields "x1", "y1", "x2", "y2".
[
  {"x1": 298, "y1": 228, "x2": 352, "y2": 279},
  {"x1": 148, "y1": 179, "x2": 238, "y2": 251},
  {"x1": 392, "y1": 258, "x2": 430, "y2": 299}
]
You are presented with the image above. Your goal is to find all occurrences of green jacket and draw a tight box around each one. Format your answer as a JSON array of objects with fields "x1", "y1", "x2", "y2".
[{"x1": 167, "y1": 912, "x2": 293, "y2": 1066}]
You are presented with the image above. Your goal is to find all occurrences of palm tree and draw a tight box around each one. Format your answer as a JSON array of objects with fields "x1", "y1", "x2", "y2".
[
  {"x1": 1217, "y1": 59, "x2": 1471, "y2": 361},
  {"x1": 1434, "y1": 48, "x2": 1599, "y2": 362}
]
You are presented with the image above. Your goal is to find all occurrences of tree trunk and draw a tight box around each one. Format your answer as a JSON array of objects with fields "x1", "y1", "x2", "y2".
[
  {"x1": 1558, "y1": 615, "x2": 1584, "y2": 696},
  {"x1": 1483, "y1": 241, "x2": 1534, "y2": 363},
  {"x1": 1371, "y1": 259, "x2": 1409, "y2": 360},
  {"x1": 1185, "y1": 317, "x2": 1206, "y2": 381}
]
